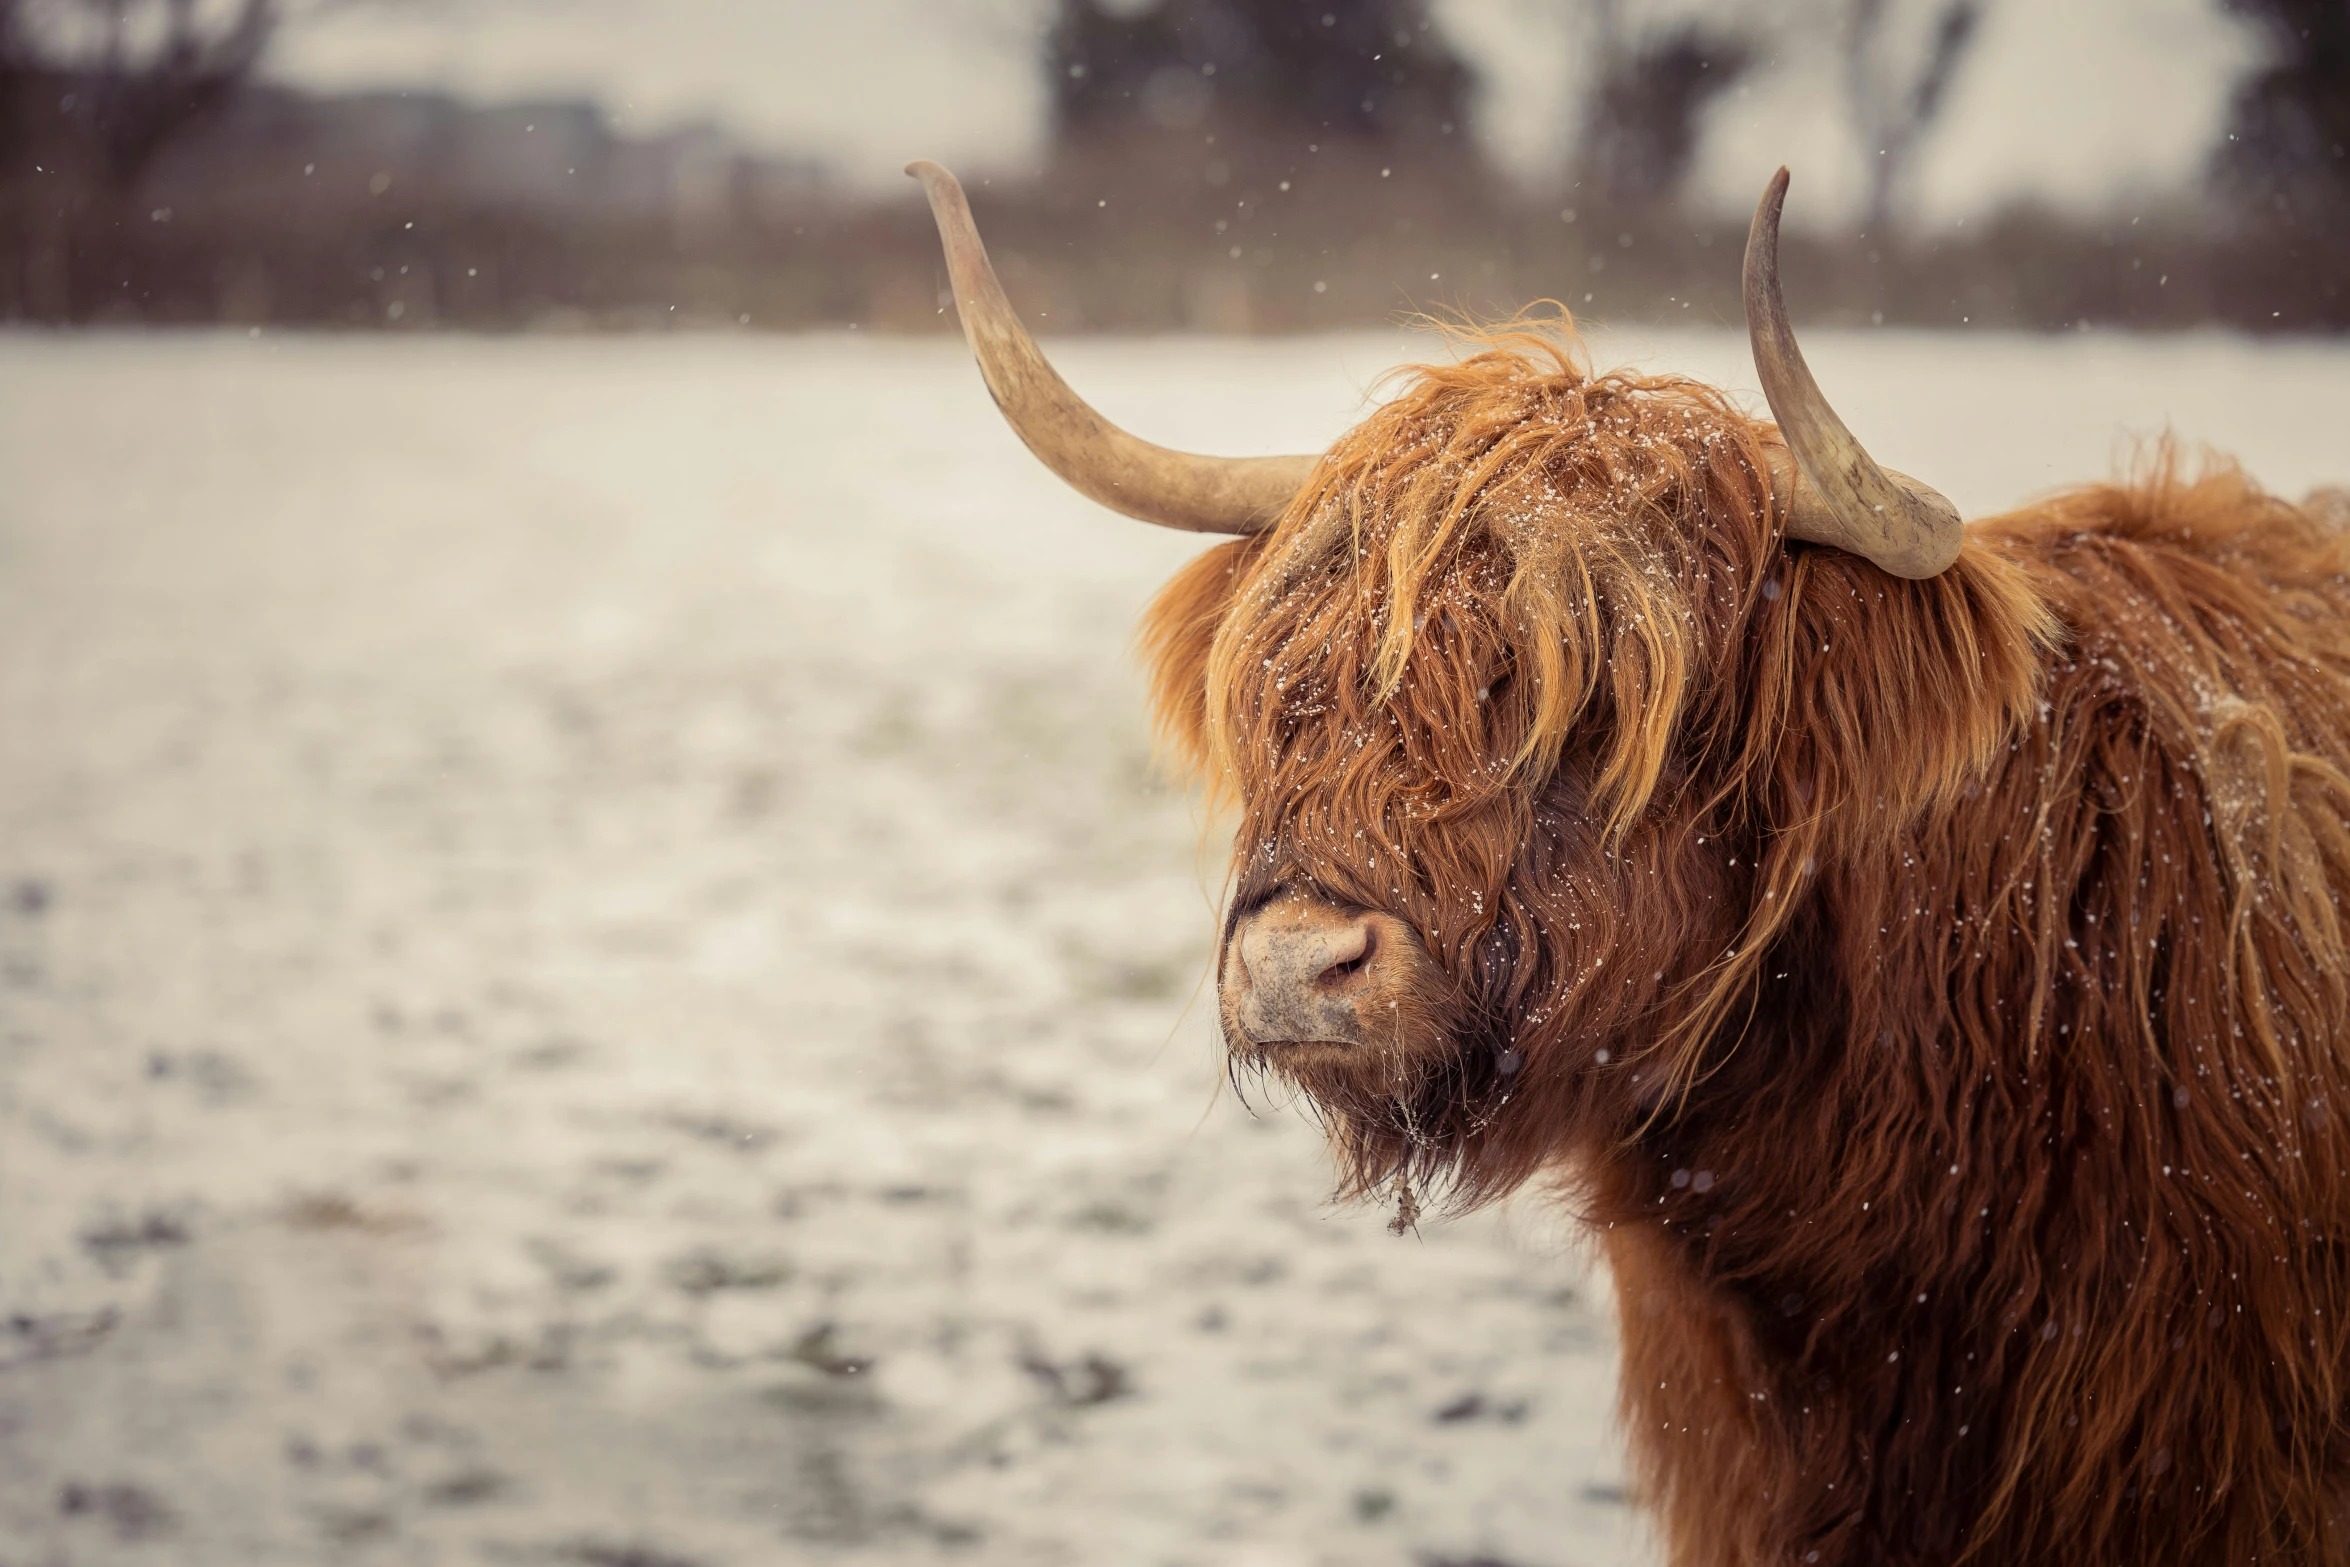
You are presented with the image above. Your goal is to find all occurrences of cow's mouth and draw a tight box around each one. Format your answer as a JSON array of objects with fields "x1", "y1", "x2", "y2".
[{"x1": 1237, "y1": 1037, "x2": 1360, "y2": 1073}]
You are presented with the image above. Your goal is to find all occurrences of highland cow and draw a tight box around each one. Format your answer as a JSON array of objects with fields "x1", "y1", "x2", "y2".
[{"x1": 912, "y1": 160, "x2": 2350, "y2": 1565}]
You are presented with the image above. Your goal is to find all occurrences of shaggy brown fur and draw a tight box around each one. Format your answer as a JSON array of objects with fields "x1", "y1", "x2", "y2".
[{"x1": 1138, "y1": 322, "x2": 2350, "y2": 1565}]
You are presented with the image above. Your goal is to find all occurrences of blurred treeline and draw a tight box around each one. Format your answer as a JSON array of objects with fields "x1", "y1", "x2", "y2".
[{"x1": 0, "y1": 0, "x2": 2345, "y2": 331}]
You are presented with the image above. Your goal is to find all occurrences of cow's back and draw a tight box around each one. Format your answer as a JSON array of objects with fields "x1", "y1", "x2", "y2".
[{"x1": 1951, "y1": 466, "x2": 2350, "y2": 1560}]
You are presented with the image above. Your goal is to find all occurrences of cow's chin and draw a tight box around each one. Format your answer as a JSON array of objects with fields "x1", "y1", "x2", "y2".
[{"x1": 1226, "y1": 1011, "x2": 1497, "y2": 1204}]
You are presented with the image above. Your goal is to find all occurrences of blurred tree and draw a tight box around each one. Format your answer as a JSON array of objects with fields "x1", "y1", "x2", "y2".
[
  {"x1": 1045, "y1": 0, "x2": 1475, "y2": 155},
  {"x1": 1572, "y1": 0, "x2": 1751, "y2": 211},
  {"x1": 2, "y1": 0, "x2": 273, "y2": 192},
  {"x1": 2219, "y1": 0, "x2": 2350, "y2": 221},
  {"x1": 1, "y1": 0, "x2": 273, "y2": 316},
  {"x1": 0, "y1": 1, "x2": 43, "y2": 174},
  {"x1": 1843, "y1": 0, "x2": 1983, "y2": 234}
]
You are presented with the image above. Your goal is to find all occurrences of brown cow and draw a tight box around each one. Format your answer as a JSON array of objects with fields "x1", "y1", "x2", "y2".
[{"x1": 911, "y1": 160, "x2": 2350, "y2": 1566}]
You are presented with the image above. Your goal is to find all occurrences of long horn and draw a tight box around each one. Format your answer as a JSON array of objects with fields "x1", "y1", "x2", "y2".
[
  {"x1": 907, "y1": 161, "x2": 1317, "y2": 536},
  {"x1": 1743, "y1": 168, "x2": 1963, "y2": 579}
]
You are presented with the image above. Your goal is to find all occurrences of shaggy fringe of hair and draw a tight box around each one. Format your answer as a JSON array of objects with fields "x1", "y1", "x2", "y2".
[{"x1": 1142, "y1": 314, "x2": 2350, "y2": 1564}]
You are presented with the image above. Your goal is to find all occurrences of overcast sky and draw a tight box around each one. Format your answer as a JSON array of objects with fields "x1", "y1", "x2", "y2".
[{"x1": 270, "y1": 0, "x2": 2263, "y2": 227}]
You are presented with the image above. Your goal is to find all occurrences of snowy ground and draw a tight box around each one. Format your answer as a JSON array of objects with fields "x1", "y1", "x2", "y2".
[{"x1": 1, "y1": 325, "x2": 2344, "y2": 1567}]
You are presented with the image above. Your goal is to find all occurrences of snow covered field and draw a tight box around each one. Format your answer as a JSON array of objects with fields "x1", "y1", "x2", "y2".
[{"x1": 1, "y1": 325, "x2": 2344, "y2": 1567}]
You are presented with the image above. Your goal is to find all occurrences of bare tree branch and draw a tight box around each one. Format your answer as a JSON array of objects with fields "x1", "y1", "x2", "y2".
[
  {"x1": 1576, "y1": 11, "x2": 1751, "y2": 211},
  {"x1": 1845, "y1": 0, "x2": 1983, "y2": 234}
]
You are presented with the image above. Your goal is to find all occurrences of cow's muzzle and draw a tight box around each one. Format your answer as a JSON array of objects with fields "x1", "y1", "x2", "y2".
[{"x1": 1219, "y1": 889, "x2": 1427, "y2": 1051}]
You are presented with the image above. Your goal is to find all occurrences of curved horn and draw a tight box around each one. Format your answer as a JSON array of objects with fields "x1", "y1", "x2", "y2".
[
  {"x1": 906, "y1": 161, "x2": 1317, "y2": 536},
  {"x1": 1743, "y1": 168, "x2": 1963, "y2": 579}
]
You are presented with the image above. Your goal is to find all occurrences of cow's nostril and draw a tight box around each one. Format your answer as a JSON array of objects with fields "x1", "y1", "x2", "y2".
[{"x1": 1317, "y1": 926, "x2": 1375, "y2": 987}]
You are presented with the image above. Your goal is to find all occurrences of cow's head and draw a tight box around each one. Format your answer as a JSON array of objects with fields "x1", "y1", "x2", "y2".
[{"x1": 910, "y1": 162, "x2": 2046, "y2": 1209}]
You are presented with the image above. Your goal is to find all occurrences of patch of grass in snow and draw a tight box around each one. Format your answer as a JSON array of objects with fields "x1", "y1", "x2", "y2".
[
  {"x1": 559, "y1": 1542, "x2": 704, "y2": 1567},
  {"x1": 57, "y1": 1480, "x2": 174, "y2": 1542},
  {"x1": 664, "y1": 1247, "x2": 790, "y2": 1296},
  {"x1": 79, "y1": 1209, "x2": 191, "y2": 1273},
  {"x1": 660, "y1": 1110, "x2": 780, "y2": 1152},
  {"x1": 1070, "y1": 1199, "x2": 1154, "y2": 1235},
  {"x1": 1018, "y1": 1345, "x2": 1133, "y2": 1407},
  {"x1": 281, "y1": 1191, "x2": 416, "y2": 1234},
  {"x1": 788, "y1": 1321, "x2": 875, "y2": 1378}
]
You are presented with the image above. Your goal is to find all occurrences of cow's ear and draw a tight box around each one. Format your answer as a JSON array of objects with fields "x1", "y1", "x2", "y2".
[
  {"x1": 1739, "y1": 544, "x2": 2053, "y2": 845},
  {"x1": 1140, "y1": 537, "x2": 1264, "y2": 785}
]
